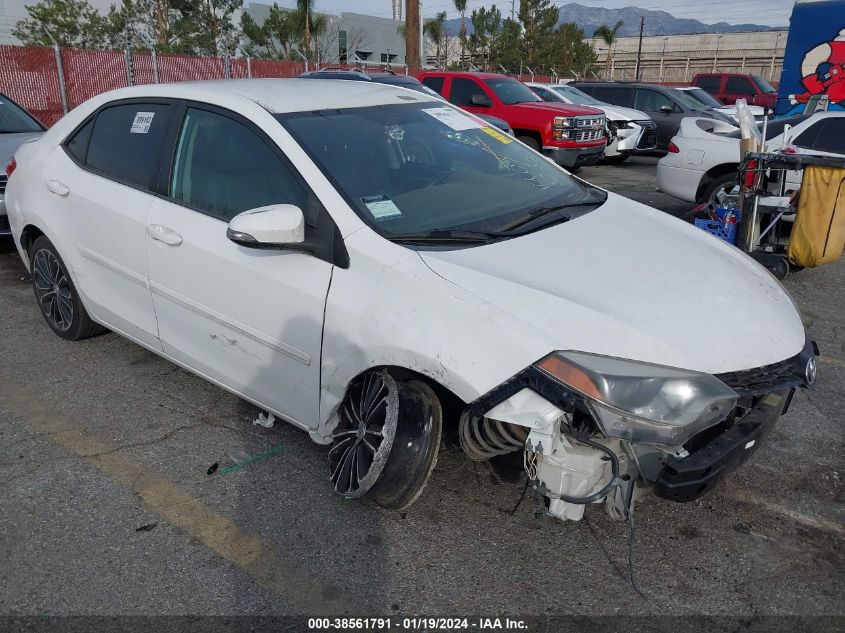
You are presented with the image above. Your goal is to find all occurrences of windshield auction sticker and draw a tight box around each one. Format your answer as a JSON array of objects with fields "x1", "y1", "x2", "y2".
[
  {"x1": 422, "y1": 107, "x2": 483, "y2": 131},
  {"x1": 362, "y1": 195, "x2": 403, "y2": 220},
  {"x1": 130, "y1": 112, "x2": 155, "y2": 134},
  {"x1": 481, "y1": 127, "x2": 513, "y2": 144}
]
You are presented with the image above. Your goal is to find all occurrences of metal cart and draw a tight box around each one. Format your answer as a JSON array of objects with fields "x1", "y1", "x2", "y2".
[{"x1": 736, "y1": 151, "x2": 845, "y2": 279}]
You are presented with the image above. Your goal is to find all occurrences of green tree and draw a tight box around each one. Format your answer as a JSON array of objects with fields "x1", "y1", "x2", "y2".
[
  {"x1": 241, "y1": 3, "x2": 298, "y2": 58},
  {"x1": 13, "y1": 0, "x2": 111, "y2": 48},
  {"x1": 518, "y1": 0, "x2": 558, "y2": 66},
  {"x1": 489, "y1": 16, "x2": 520, "y2": 71},
  {"x1": 454, "y1": 0, "x2": 466, "y2": 67},
  {"x1": 592, "y1": 20, "x2": 623, "y2": 78},
  {"x1": 423, "y1": 11, "x2": 446, "y2": 68}
]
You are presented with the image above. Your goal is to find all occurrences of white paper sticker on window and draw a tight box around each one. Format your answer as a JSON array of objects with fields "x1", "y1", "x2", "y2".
[
  {"x1": 422, "y1": 107, "x2": 482, "y2": 131},
  {"x1": 362, "y1": 195, "x2": 402, "y2": 220},
  {"x1": 130, "y1": 112, "x2": 155, "y2": 134}
]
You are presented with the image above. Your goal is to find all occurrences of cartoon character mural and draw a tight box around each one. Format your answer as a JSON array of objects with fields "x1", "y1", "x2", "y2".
[
  {"x1": 790, "y1": 28, "x2": 845, "y2": 111},
  {"x1": 778, "y1": 1, "x2": 845, "y2": 116}
]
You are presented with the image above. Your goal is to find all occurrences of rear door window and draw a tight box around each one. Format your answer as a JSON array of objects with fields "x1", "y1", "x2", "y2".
[
  {"x1": 421, "y1": 76, "x2": 445, "y2": 95},
  {"x1": 586, "y1": 86, "x2": 633, "y2": 107},
  {"x1": 795, "y1": 119, "x2": 845, "y2": 154},
  {"x1": 65, "y1": 118, "x2": 95, "y2": 164},
  {"x1": 85, "y1": 103, "x2": 172, "y2": 191},
  {"x1": 695, "y1": 75, "x2": 721, "y2": 94}
]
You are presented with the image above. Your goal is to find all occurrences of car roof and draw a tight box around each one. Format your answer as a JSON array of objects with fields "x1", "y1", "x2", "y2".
[
  {"x1": 80, "y1": 78, "x2": 439, "y2": 114},
  {"x1": 419, "y1": 71, "x2": 509, "y2": 80}
]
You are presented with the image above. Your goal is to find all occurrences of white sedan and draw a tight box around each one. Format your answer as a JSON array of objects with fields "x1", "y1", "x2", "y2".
[
  {"x1": 657, "y1": 111, "x2": 845, "y2": 204},
  {"x1": 526, "y1": 82, "x2": 657, "y2": 161},
  {"x1": 5, "y1": 80, "x2": 814, "y2": 522}
]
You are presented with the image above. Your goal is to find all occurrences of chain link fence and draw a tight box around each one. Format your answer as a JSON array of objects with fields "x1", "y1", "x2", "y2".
[{"x1": 0, "y1": 45, "x2": 314, "y2": 126}]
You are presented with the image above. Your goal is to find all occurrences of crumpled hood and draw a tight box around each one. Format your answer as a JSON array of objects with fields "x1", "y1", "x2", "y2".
[
  {"x1": 598, "y1": 104, "x2": 650, "y2": 122},
  {"x1": 420, "y1": 194, "x2": 805, "y2": 374}
]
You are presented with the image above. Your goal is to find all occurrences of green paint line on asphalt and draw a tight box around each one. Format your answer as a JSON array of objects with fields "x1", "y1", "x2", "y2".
[{"x1": 220, "y1": 444, "x2": 285, "y2": 474}]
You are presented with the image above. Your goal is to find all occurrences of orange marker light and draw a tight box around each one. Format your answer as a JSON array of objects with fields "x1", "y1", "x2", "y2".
[{"x1": 537, "y1": 354, "x2": 602, "y2": 400}]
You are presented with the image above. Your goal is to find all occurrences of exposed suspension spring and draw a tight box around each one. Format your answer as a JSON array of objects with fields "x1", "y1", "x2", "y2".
[{"x1": 458, "y1": 411, "x2": 530, "y2": 461}]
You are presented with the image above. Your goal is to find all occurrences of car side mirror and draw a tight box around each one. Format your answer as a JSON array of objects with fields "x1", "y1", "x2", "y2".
[
  {"x1": 227, "y1": 204, "x2": 305, "y2": 248},
  {"x1": 659, "y1": 104, "x2": 673, "y2": 113},
  {"x1": 470, "y1": 94, "x2": 493, "y2": 107}
]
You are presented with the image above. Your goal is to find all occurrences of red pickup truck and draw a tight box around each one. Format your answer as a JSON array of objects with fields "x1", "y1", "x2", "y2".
[
  {"x1": 691, "y1": 73, "x2": 778, "y2": 109},
  {"x1": 419, "y1": 71, "x2": 607, "y2": 169}
]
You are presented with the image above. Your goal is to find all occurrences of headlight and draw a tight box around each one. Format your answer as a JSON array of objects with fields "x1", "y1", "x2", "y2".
[
  {"x1": 535, "y1": 351, "x2": 738, "y2": 445},
  {"x1": 552, "y1": 116, "x2": 576, "y2": 141}
]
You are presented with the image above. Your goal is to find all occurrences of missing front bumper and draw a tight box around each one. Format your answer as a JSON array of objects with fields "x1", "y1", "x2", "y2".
[{"x1": 653, "y1": 390, "x2": 789, "y2": 502}]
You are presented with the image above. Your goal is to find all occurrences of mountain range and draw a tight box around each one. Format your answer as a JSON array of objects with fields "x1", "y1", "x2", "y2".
[{"x1": 443, "y1": 3, "x2": 786, "y2": 37}]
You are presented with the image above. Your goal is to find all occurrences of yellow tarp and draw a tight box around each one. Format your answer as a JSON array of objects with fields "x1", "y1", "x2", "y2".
[{"x1": 787, "y1": 165, "x2": 845, "y2": 267}]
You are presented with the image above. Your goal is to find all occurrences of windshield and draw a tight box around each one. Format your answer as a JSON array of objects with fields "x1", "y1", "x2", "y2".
[
  {"x1": 486, "y1": 78, "x2": 542, "y2": 105},
  {"x1": 552, "y1": 85, "x2": 604, "y2": 106},
  {"x1": 671, "y1": 88, "x2": 710, "y2": 110},
  {"x1": 279, "y1": 103, "x2": 602, "y2": 241},
  {"x1": 0, "y1": 95, "x2": 43, "y2": 133},
  {"x1": 752, "y1": 75, "x2": 777, "y2": 94},
  {"x1": 683, "y1": 87, "x2": 723, "y2": 108}
]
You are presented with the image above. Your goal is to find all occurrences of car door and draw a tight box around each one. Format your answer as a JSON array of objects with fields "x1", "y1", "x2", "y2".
[
  {"x1": 634, "y1": 88, "x2": 683, "y2": 150},
  {"x1": 145, "y1": 105, "x2": 334, "y2": 429},
  {"x1": 447, "y1": 77, "x2": 495, "y2": 113},
  {"x1": 48, "y1": 101, "x2": 172, "y2": 348},
  {"x1": 723, "y1": 76, "x2": 758, "y2": 105}
]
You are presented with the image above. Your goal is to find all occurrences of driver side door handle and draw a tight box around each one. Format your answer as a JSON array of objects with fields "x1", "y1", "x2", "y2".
[{"x1": 147, "y1": 224, "x2": 183, "y2": 247}]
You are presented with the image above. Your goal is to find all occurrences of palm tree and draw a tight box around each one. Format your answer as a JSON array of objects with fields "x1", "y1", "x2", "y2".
[
  {"x1": 297, "y1": 0, "x2": 315, "y2": 54},
  {"x1": 423, "y1": 11, "x2": 447, "y2": 68},
  {"x1": 593, "y1": 20, "x2": 624, "y2": 79},
  {"x1": 454, "y1": 0, "x2": 467, "y2": 67}
]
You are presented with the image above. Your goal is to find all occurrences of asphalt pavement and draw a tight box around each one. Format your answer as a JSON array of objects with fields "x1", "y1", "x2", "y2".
[{"x1": 1, "y1": 157, "x2": 842, "y2": 625}]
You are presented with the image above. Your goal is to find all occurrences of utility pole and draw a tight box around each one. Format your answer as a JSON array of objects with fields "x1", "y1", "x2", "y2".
[
  {"x1": 634, "y1": 16, "x2": 645, "y2": 81},
  {"x1": 511, "y1": 0, "x2": 516, "y2": 21},
  {"x1": 406, "y1": 0, "x2": 420, "y2": 68}
]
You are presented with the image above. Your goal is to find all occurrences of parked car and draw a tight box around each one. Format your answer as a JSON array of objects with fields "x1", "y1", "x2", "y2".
[
  {"x1": 300, "y1": 69, "x2": 514, "y2": 135},
  {"x1": 5, "y1": 80, "x2": 815, "y2": 523},
  {"x1": 571, "y1": 81, "x2": 734, "y2": 151},
  {"x1": 656, "y1": 112, "x2": 845, "y2": 204},
  {"x1": 526, "y1": 81, "x2": 657, "y2": 162},
  {"x1": 691, "y1": 72, "x2": 778, "y2": 109},
  {"x1": 676, "y1": 86, "x2": 767, "y2": 122},
  {"x1": 1, "y1": 92, "x2": 45, "y2": 236},
  {"x1": 420, "y1": 71, "x2": 606, "y2": 170}
]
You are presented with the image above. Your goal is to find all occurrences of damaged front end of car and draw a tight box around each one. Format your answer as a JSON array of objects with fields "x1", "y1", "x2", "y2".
[{"x1": 460, "y1": 337, "x2": 818, "y2": 522}]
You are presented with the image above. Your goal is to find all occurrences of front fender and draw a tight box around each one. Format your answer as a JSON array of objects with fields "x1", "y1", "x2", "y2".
[{"x1": 314, "y1": 229, "x2": 552, "y2": 444}]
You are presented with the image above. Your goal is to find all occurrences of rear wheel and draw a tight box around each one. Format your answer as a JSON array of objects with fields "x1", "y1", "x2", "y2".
[
  {"x1": 329, "y1": 371, "x2": 442, "y2": 511},
  {"x1": 701, "y1": 171, "x2": 739, "y2": 205},
  {"x1": 29, "y1": 236, "x2": 107, "y2": 341}
]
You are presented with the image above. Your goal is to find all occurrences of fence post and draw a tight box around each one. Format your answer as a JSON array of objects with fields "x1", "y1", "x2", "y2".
[
  {"x1": 247, "y1": 56, "x2": 252, "y2": 79},
  {"x1": 151, "y1": 49, "x2": 159, "y2": 83},
  {"x1": 124, "y1": 48, "x2": 134, "y2": 86},
  {"x1": 53, "y1": 44, "x2": 69, "y2": 115},
  {"x1": 224, "y1": 54, "x2": 231, "y2": 79},
  {"x1": 684, "y1": 57, "x2": 690, "y2": 82}
]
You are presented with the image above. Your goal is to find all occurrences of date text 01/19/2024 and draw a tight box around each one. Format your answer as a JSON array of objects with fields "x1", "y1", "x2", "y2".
[{"x1": 307, "y1": 617, "x2": 529, "y2": 630}]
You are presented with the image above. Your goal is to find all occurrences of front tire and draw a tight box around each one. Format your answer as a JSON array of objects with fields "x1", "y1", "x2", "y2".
[
  {"x1": 29, "y1": 236, "x2": 107, "y2": 341},
  {"x1": 329, "y1": 371, "x2": 442, "y2": 511},
  {"x1": 517, "y1": 135, "x2": 540, "y2": 152}
]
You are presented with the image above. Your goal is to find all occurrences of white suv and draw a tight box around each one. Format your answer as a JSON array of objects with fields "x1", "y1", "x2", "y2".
[{"x1": 5, "y1": 79, "x2": 813, "y2": 522}]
